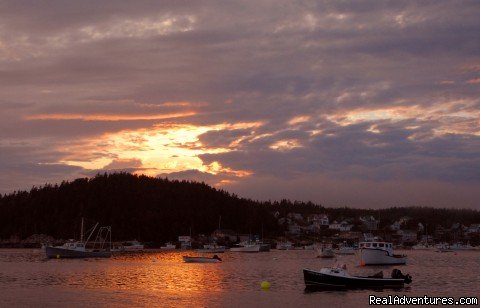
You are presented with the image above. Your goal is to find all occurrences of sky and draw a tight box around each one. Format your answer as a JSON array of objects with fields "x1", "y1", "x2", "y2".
[{"x1": 0, "y1": 1, "x2": 479, "y2": 208}]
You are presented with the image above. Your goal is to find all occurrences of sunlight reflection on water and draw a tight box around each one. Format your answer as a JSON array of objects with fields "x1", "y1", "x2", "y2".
[{"x1": 1, "y1": 249, "x2": 479, "y2": 307}]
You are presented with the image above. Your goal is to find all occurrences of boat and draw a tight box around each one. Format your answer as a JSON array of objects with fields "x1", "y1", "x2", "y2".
[
  {"x1": 183, "y1": 255, "x2": 222, "y2": 263},
  {"x1": 122, "y1": 240, "x2": 144, "y2": 252},
  {"x1": 45, "y1": 218, "x2": 111, "y2": 259},
  {"x1": 317, "y1": 245, "x2": 335, "y2": 258},
  {"x1": 258, "y1": 241, "x2": 271, "y2": 252},
  {"x1": 196, "y1": 243, "x2": 226, "y2": 253},
  {"x1": 335, "y1": 242, "x2": 356, "y2": 255},
  {"x1": 411, "y1": 242, "x2": 433, "y2": 250},
  {"x1": 303, "y1": 266, "x2": 412, "y2": 290},
  {"x1": 160, "y1": 242, "x2": 177, "y2": 250},
  {"x1": 435, "y1": 243, "x2": 453, "y2": 253},
  {"x1": 359, "y1": 241, "x2": 407, "y2": 265},
  {"x1": 449, "y1": 242, "x2": 475, "y2": 251},
  {"x1": 230, "y1": 241, "x2": 261, "y2": 253},
  {"x1": 277, "y1": 241, "x2": 294, "y2": 250}
]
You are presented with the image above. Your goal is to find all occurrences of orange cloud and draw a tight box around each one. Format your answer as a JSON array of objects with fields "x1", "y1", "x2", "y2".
[
  {"x1": 25, "y1": 112, "x2": 196, "y2": 121},
  {"x1": 466, "y1": 78, "x2": 480, "y2": 84}
]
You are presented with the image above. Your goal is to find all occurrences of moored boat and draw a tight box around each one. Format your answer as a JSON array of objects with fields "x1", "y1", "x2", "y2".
[
  {"x1": 230, "y1": 241, "x2": 261, "y2": 252},
  {"x1": 303, "y1": 267, "x2": 412, "y2": 290},
  {"x1": 45, "y1": 218, "x2": 111, "y2": 259},
  {"x1": 335, "y1": 243, "x2": 356, "y2": 255},
  {"x1": 317, "y1": 244, "x2": 335, "y2": 258},
  {"x1": 160, "y1": 242, "x2": 177, "y2": 250},
  {"x1": 196, "y1": 243, "x2": 226, "y2": 253},
  {"x1": 183, "y1": 255, "x2": 222, "y2": 263},
  {"x1": 277, "y1": 241, "x2": 294, "y2": 250},
  {"x1": 411, "y1": 242, "x2": 434, "y2": 250},
  {"x1": 359, "y1": 242, "x2": 407, "y2": 265}
]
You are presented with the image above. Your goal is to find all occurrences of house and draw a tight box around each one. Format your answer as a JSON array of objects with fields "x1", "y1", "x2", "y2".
[
  {"x1": 466, "y1": 224, "x2": 480, "y2": 235},
  {"x1": 308, "y1": 214, "x2": 329, "y2": 231},
  {"x1": 329, "y1": 220, "x2": 353, "y2": 232},
  {"x1": 390, "y1": 217, "x2": 411, "y2": 231}
]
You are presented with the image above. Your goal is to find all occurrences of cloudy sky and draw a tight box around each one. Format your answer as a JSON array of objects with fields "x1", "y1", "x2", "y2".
[{"x1": 1, "y1": 1, "x2": 479, "y2": 208}]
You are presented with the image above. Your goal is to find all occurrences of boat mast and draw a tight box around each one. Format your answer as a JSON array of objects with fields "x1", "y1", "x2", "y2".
[{"x1": 80, "y1": 217, "x2": 84, "y2": 242}]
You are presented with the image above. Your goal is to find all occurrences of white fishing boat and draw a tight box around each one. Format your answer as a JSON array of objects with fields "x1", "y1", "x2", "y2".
[
  {"x1": 196, "y1": 243, "x2": 226, "y2": 253},
  {"x1": 317, "y1": 245, "x2": 335, "y2": 258},
  {"x1": 359, "y1": 242, "x2": 407, "y2": 265},
  {"x1": 45, "y1": 218, "x2": 111, "y2": 259},
  {"x1": 122, "y1": 240, "x2": 144, "y2": 252},
  {"x1": 160, "y1": 242, "x2": 177, "y2": 250},
  {"x1": 230, "y1": 241, "x2": 261, "y2": 253},
  {"x1": 435, "y1": 243, "x2": 453, "y2": 253},
  {"x1": 183, "y1": 255, "x2": 222, "y2": 263}
]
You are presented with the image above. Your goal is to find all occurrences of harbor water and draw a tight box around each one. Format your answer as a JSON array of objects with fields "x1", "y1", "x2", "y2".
[{"x1": 1, "y1": 249, "x2": 479, "y2": 307}]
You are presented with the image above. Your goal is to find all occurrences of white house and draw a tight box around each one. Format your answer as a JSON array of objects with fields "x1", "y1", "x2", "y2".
[{"x1": 329, "y1": 220, "x2": 353, "y2": 232}]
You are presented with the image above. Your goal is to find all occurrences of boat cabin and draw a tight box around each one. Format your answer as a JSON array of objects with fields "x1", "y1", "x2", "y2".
[{"x1": 359, "y1": 241, "x2": 395, "y2": 255}]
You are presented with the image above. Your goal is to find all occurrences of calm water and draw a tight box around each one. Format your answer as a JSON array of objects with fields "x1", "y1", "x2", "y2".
[{"x1": 1, "y1": 249, "x2": 479, "y2": 307}]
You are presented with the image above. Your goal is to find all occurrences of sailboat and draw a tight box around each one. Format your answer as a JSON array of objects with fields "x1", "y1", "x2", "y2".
[{"x1": 45, "y1": 218, "x2": 112, "y2": 259}]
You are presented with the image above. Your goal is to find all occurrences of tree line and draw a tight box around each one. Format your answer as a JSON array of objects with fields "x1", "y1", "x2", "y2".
[{"x1": 0, "y1": 173, "x2": 478, "y2": 244}]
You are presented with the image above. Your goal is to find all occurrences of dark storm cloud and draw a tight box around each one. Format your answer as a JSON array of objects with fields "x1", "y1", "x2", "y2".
[{"x1": 0, "y1": 1, "x2": 479, "y2": 207}]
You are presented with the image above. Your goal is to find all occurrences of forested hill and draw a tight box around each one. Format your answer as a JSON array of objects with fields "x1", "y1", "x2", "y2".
[
  {"x1": 0, "y1": 173, "x2": 479, "y2": 243},
  {"x1": 0, "y1": 173, "x2": 283, "y2": 243}
]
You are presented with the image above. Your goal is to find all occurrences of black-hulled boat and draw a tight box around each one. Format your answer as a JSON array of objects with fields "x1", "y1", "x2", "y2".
[{"x1": 303, "y1": 267, "x2": 412, "y2": 290}]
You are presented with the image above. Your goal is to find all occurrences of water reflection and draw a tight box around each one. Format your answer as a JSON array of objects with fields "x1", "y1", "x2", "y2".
[{"x1": 1, "y1": 249, "x2": 479, "y2": 307}]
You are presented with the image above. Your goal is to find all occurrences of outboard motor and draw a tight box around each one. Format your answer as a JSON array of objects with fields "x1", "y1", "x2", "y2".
[{"x1": 392, "y1": 269, "x2": 413, "y2": 284}]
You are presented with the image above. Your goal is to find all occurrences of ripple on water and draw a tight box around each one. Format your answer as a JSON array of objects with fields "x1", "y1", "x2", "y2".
[{"x1": 1, "y1": 249, "x2": 479, "y2": 306}]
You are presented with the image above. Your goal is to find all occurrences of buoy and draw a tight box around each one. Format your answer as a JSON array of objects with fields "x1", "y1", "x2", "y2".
[{"x1": 261, "y1": 281, "x2": 271, "y2": 290}]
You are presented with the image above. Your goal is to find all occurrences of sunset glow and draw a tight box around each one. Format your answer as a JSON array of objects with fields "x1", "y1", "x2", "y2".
[{"x1": 1, "y1": 1, "x2": 479, "y2": 207}]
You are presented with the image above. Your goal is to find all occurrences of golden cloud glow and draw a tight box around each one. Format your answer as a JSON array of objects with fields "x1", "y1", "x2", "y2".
[
  {"x1": 57, "y1": 122, "x2": 259, "y2": 180},
  {"x1": 25, "y1": 112, "x2": 196, "y2": 121},
  {"x1": 466, "y1": 78, "x2": 480, "y2": 84},
  {"x1": 269, "y1": 139, "x2": 302, "y2": 151},
  {"x1": 288, "y1": 115, "x2": 311, "y2": 125},
  {"x1": 327, "y1": 100, "x2": 480, "y2": 137}
]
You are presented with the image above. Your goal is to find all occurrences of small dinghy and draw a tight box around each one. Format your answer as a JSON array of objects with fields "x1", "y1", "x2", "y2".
[
  {"x1": 304, "y1": 266, "x2": 412, "y2": 290},
  {"x1": 183, "y1": 255, "x2": 222, "y2": 263}
]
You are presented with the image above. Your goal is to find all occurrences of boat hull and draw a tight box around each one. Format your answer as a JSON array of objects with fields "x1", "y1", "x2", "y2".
[
  {"x1": 230, "y1": 245, "x2": 261, "y2": 252},
  {"x1": 183, "y1": 256, "x2": 221, "y2": 263},
  {"x1": 317, "y1": 248, "x2": 335, "y2": 258},
  {"x1": 46, "y1": 246, "x2": 111, "y2": 259},
  {"x1": 303, "y1": 269, "x2": 405, "y2": 290},
  {"x1": 360, "y1": 248, "x2": 406, "y2": 265},
  {"x1": 196, "y1": 248, "x2": 226, "y2": 253}
]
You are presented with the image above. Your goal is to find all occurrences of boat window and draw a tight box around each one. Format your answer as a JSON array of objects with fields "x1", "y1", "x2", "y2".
[
  {"x1": 366, "y1": 243, "x2": 371, "y2": 247},
  {"x1": 388, "y1": 244, "x2": 392, "y2": 248},
  {"x1": 372, "y1": 243, "x2": 377, "y2": 247},
  {"x1": 379, "y1": 243, "x2": 384, "y2": 247}
]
